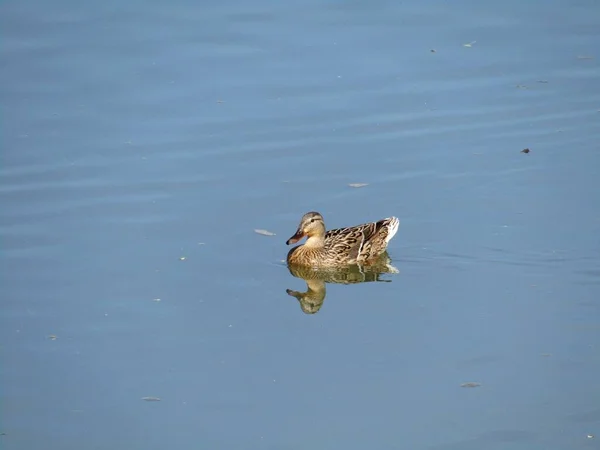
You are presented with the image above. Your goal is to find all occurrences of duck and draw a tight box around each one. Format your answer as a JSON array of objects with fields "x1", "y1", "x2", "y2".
[{"x1": 286, "y1": 211, "x2": 399, "y2": 266}]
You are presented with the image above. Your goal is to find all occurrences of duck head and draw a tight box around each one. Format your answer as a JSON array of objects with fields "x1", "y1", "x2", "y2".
[{"x1": 286, "y1": 211, "x2": 326, "y2": 245}]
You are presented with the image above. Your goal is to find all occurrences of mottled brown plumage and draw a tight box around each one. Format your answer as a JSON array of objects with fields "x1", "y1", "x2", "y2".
[{"x1": 286, "y1": 211, "x2": 399, "y2": 266}]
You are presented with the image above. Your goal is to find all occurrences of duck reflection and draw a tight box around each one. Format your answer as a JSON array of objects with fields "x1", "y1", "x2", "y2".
[{"x1": 286, "y1": 252, "x2": 399, "y2": 314}]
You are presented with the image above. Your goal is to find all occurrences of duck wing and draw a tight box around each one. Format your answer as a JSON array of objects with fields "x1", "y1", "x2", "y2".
[
  {"x1": 325, "y1": 221, "x2": 379, "y2": 263},
  {"x1": 358, "y1": 218, "x2": 400, "y2": 261}
]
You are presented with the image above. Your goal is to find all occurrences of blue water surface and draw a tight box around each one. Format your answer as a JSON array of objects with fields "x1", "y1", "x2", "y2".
[{"x1": 1, "y1": 1, "x2": 599, "y2": 449}]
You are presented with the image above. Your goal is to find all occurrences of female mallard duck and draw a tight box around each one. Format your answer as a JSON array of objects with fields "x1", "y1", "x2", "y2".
[{"x1": 286, "y1": 211, "x2": 399, "y2": 266}]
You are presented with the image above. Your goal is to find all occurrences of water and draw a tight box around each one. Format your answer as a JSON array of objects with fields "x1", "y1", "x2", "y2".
[{"x1": 2, "y1": 1, "x2": 599, "y2": 449}]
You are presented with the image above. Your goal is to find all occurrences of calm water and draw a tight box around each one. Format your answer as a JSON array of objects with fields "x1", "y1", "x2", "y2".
[{"x1": 2, "y1": 1, "x2": 600, "y2": 449}]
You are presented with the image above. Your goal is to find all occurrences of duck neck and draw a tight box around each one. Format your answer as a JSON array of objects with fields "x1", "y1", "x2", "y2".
[{"x1": 304, "y1": 234, "x2": 325, "y2": 248}]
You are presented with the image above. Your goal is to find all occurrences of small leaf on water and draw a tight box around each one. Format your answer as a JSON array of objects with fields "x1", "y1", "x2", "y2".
[
  {"x1": 141, "y1": 396, "x2": 161, "y2": 402},
  {"x1": 521, "y1": 148, "x2": 530, "y2": 154},
  {"x1": 348, "y1": 183, "x2": 368, "y2": 188},
  {"x1": 460, "y1": 382, "x2": 481, "y2": 388},
  {"x1": 254, "y1": 229, "x2": 276, "y2": 236}
]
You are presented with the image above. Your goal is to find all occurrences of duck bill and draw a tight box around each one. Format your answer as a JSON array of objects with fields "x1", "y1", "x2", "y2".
[{"x1": 286, "y1": 229, "x2": 305, "y2": 245}]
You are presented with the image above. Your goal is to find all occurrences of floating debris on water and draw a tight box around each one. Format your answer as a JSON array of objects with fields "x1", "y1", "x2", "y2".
[
  {"x1": 255, "y1": 229, "x2": 276, "y2": 236},
  {"x1": 430, "y1": 49, "x2": 436, "y2": 53},
  {"x1": 521, "y1": 148, "x2": 530, "y2": 154},
  {"x1": 141, "y1": 396, "x2": 161, "y2": 402},
  {"x1": 48, "y1": 334, "x2": 57, "y2": 340},
  {"x1": 463, "y1": 41, "x2": 476, "y2": 48},
  {"x1": 179, "y1": 256, "x2": 186, "y2": 261},
  {"x1": 460, "y1": 382, "x2": 481, "y2": 388},
  {"x1": 348, "y1": 183, "x2": 369, "y2": 188},
  {"x1": 153, "y1": 298, "x2": 161, "y2": 302}
]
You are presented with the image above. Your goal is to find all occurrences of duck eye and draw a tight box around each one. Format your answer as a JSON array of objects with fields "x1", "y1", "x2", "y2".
[{"x1": 310, "y1": 218, "x2": 315, "y2": 223}]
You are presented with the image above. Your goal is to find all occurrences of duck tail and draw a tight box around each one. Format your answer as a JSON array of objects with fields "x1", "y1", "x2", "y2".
[{"x1": 385, "y1": 217, "x2": 400, "y2": 244}]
